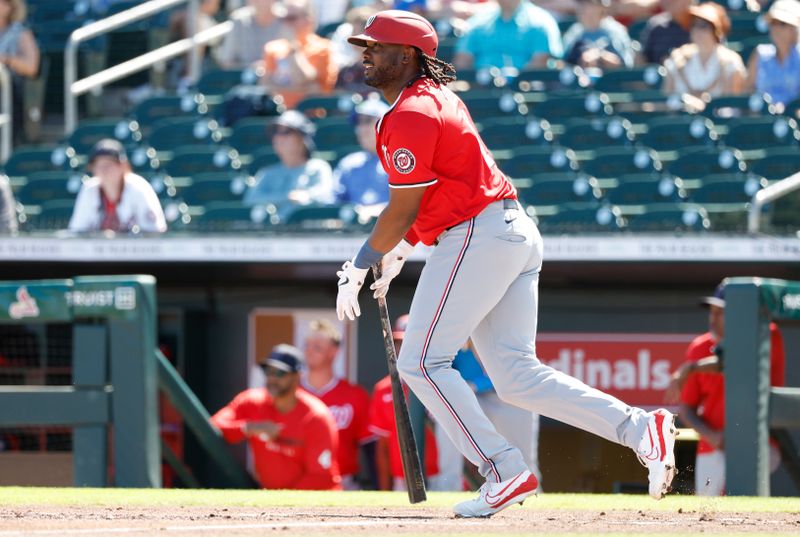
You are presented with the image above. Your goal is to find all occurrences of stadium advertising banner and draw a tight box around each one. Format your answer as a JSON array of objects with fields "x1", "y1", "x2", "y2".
[{"x1": 536, "y1": 333, "x2": 694, "y2": 407}]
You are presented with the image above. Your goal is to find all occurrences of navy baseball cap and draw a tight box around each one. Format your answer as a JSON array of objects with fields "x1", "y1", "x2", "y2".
[
  {"x1": 262, "y1": 343, "x2": 304, "y2": 373},
  {"x1": 700, "y1": 283, "x2": 725, "y2": 308}
]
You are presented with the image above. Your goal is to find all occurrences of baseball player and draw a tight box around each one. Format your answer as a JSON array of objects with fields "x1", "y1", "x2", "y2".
[
  {"x1": 211, "y1": 344, "x2": 341, "y2": 490},
  {"x1": 300, "y1": 319, "x2": 373, "y2": 489},
  {"x1": 334, "y1": 10, "x2": 677, "y2": 517}
]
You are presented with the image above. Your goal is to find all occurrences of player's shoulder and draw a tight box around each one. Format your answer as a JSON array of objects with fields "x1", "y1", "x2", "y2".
[
  {"x1": 297, "y1": 389, "x2": 335, "y2": 416},
  {"x1": 123, "y1": 173, "x2": 156, "y2": 193},
  {"x1": 686, "y1": 332, "x2": 715, "y2": 359},
  {"x1": 234, "y1": 387, "x2": 271, "y2": 405}
]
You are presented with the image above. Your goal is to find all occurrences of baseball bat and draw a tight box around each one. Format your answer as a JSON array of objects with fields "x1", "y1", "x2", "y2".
[{"x1": 372, "y1": 264, "x2": 427, "y2": 504}]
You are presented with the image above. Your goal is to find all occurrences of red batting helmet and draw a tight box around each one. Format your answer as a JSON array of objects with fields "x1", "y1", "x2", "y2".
[{"x1": 347, "y1": 10, "x2": 438, "y2": 58}]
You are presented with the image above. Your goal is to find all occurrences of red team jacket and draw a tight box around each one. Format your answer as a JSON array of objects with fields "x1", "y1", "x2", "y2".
[
  {"x1": 680, "y1": 324, "x2": 785, "y2": 454},
  {"x1": 376, "y1": 77, "x2": 516, "y2": 246},
  {"x1": 211, "y1": 388, "x2": 341, "y2": 490},
  {"x1": 368, "y1": 375, "x2": 439, "y2": 480},
  {"x1": 301, "y1": 378, "x2": 372, "y2": 477}
]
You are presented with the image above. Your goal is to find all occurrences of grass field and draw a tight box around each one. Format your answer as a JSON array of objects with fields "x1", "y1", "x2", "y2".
[{"x1": 1, "y1": 488, "x2": 799, "y2": 537}]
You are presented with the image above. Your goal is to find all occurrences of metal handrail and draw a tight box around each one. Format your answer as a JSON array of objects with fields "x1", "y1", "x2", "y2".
[
  {"x1": 64, "y1": 0, "x2": 209, "y2": 135},
  {"x1": 747, "y1": 171, "x2": 800, "y2": 233},
  {"x1": 0, "y1": 64, "x2": 11, "y2": 163}
]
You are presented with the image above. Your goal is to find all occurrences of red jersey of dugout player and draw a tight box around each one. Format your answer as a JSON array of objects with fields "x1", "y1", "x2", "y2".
[
  {"x1": 211, "y1": 344, "x2": 341, "y2": 490},
  {"x1": 300, "y1": 319, "x2": 373, "y2": 488}
]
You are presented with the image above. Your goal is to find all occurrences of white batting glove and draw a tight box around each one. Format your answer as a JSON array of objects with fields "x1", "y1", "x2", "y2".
[
  {"x1": 370, "y1": 239, "x2": 415, "y2": 299},
  {"x1": 336, "y1": 259, "x2": 369, "y2": 321}
]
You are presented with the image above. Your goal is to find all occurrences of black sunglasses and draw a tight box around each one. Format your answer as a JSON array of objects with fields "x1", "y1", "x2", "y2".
[{"x1": 262, "y1": 366, "x2": 291, "y2": 378}]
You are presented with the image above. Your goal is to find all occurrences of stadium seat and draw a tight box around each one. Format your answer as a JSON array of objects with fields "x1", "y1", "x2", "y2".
[
  {"x1": 3, "y1": 146, "x2": 76, "y2": 177},
  {"x1": 196, "y1": 69, "x2": 257, "y2": 97},
  {"x1": 722, "y1": 116, "x2": 800, "y2": 151},
  {"x1": 479, "y1": 117, "x2": 553, "y2": 150},
  {"x1": 497, "y1": 146, "x2": 579, "y2": 179},
  {"x1": 603, "y1": 173, "x2": 686, "y2": 207},
  {"x1": 314, "y1": 118, "x2": 358, "y2": 151},
  {"x1": 131, "y1": 95, "x2": 203, "y2": 133},
  {"x1": 176, "y1": 172, "x2": 251, "y2": 206},
  {"x1": 783, "y1": 97, "x2": 800, "y2": 120},
  {"x1": 161, "y1": 146, "x2": 242, "y2": 178},
  {"x1": 518, "y1": 175, "x2": 602, "y2": 206},
  {"x1": 771, "y1": 190, "x2": 800, "y2": 231},
  {"x1": 593, "y1": 65, "x2": 665, "y2": 93},
  {"x1": 460, "y1": 90, "x2": 524, "y2": 120},
  {"x1": 747, "y1": 146, "x2": 800, "y2": 180},
  {"x1": 283, "y1": 204, "x2": 356, "y2": 230},
  {"x1": 26, "y1": 199, "x2": 76, "y2": 231},
  {"x1": 580, "y1": 146, "x2": 662, "y2": 180},
  {"x1": 536, "y1": 202, "x2": 624, "y2": 233},
  {"x1": 638, "y1": 116, "x2": 718, "y2": 153},
  {"x1": 528, "y1": 92, "x2": 612, "y2": 124},
  {"x1": 227, "y1": 117, "x2": 275, "y2": 155},
  {"x1": 727, "y1": 11, "x2": 765, "y2": 42},
  {"x1": 66, "y1": 119, "x2": 140, "y2": 156},
  {"x1": 15, "y1": 171, "x2": 85, "y2": 205},
  {"x1": 146, "y1": 117, "x2": 223, "y2": 153},
  {"x1": 702, "y1": 93, "x2": 772, "y2": 124},
  {"x1": 187, "y1": 201, "x2": 272, "y2": 233},
  {"x1": 624, "y1": 203, "x2": 711, "y2": 232},
  {"x1": 557, "y1": 117, "x2": 635, "y2": 151},
  {"x1": 296, "y1": 94, "x2": 359, "y2": 119},
  {"x1": 515, "y1": 66, "x2": 591, "y2": 92},
  {"x1": 689, "y1": 174, "x2": 766, "y2": 204},
  {"x1": 665, "y1": 146, "x2": 747, "y2": 181}
]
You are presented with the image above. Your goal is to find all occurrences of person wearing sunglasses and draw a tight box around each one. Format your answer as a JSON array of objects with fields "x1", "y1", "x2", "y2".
[
  {"x1": 211, "y1": 343, "x2": 342, "y2": 490},
  {"x1": 745, "y1": 0, "x2": 800, "y2": 109},
  {"x1": 662, "y1": 2, "x2": 745, "y2": 101}
]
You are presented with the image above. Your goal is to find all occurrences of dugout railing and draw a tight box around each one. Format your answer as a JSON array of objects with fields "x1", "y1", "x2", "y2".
[
  {"x1": 0, "y1": 275, "x2": 255, "y2": 488},
  {"x1": 725, "y1": 277, "x2": 800, "y2": 495}
]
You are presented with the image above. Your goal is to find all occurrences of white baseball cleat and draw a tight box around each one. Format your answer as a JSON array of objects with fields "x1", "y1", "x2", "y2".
[
  {"x1": 453, "y1": 470, "x2": 538, "y2": 518},
  {"x1": 637, "y1": 408, "x2": 677, "y2": 500}
]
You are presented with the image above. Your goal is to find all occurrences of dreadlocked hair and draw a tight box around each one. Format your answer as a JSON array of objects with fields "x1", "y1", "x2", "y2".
[{"x1": 416, "y1": 48, "x2": 457, "y2": 85}]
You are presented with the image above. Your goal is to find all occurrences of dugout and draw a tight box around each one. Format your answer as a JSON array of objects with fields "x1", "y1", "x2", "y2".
[{"x1": 0, "y1": 234, "x2": 798, "y2": 495}]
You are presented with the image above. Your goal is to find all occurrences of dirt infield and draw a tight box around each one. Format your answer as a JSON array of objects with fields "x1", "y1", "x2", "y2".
[{"x1": 2, "y1": 504, "x2": 800, "y2": 536}]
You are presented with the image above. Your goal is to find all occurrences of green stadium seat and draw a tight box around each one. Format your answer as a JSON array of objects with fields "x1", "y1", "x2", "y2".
[
  {"x1": 727, "y1": 11, "x2": 765, "y2": 42},
  {"x1": 227, "y1": 117, "x2": 276, "y2": 155},
  {"x1": 603, "y1": 173, "x2": 686, "y2": 207},
  {"x1": 3, "y1": 146, "x2": 76, "y2": 177},
  {"x1": 536, "y1": 202, "x2": 623, "y2": 233},
  {"x1": 161, "y1": 146, "x2": 241, "y2": 178},
  {"x1": 624, "y1": 203, "x2": 711, "y2": 232},
  {"x1": 283, "y1": 204, "x2": 356, "y2": 230},
  {"x1": 557, "y1": 117, "x2": 635, "y2": 151},
  {"x1": 783, "y1": 97, "x2": 800, "y2": 120},
  {"x1": 515, "y1": 66, "x2": 590, "y2": 93},
  {"x1": 729, "y1": 35, "x2": 770, "y2": 64},
  {"x1": 247, "y1": 147, "x2": 281, "y2": 174},
  {"x1": 28, "y1": 199, "x2": 76, "y2": 231},
  {"x1": 594, "y1": 65, "x2": 665, "y2": 93},
  {"x1": 639, "y1": 116, "x2": 718, "y2": 152},
  {"x1": 146, "y1": 117, "x2": 223, "y2": 152},
  {"x1": 528, "y1": 92, "x2": 612, "y2": 123},
  {"x1": 770, "y1": 190, "x2": 800, "y2": 232},
  {"x1": 176, "y1": 172, "x2": 250, "y2": 206},
  {"x1": 518, "y1": 175, "x2": 602, "y2": 206},
  {"x1": 196, "y1": 69, "x2": 258, "y2": 97},
  {"x1": 665, "y1": 146, "x2": 747, "y2": 181},
  {"x1": 314, "y1": 118, "x2": 358, "y2": 151},
  {"x1": 296, "y1": 94, "x2": 359, "y2": 119},
  {"x1": 702, "y1": 94, "x2": 772, "y2": 124},
  {"x1": 131, "y1": 95, "x2": 203, "y2": 133},
  {"x1": 722, "y1": 116, "x2": 800, "y2": 151},
  {"x1": 479, "y1": 117, "x2": 553, "y2": 150},
  {"x1": 16, "y1": 171, "x2": 85, "y2": 205},
  {"x1": 689, "y1": 174, "x2": 765, "y2": 204},
  {"x1": 187, "y1": 201, "x2": 272, "y2": 233},
  {"x1": 580, "y1": 146, "x2": 662, "y2": 180},
  {"x1": 66, "y1": 119, "x2": 140, "y2": 156},
  {"x1": 747, "y1": 146, "x2": 800, "y2": 180},
  {"x1": 460, "y1": 90, "x2": 523, "y2": 121},
  {"x1": 497, "y1": 146, "x2": 579, "y2": 179}
]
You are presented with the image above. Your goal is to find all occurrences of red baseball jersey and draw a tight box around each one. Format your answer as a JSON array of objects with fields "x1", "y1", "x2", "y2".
[
  {"x1": 368, "y1": 375, "x2": 439, "y2": 479},
  {"x1": 301, "y1": 378, "x2": 372, "y2": 477},
  {"x1": 211, "y1": 388, "x2": 341, "y2": 490},
  {"x1": 376, "y1": 77, "x2": 516, "y2": 246},
  {"x1": 680, "y1": 325, "x2": 785, "y2": 454}
]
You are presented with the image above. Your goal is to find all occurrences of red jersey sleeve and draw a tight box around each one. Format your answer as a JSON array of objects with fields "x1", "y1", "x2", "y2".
[
  {"x1": 292, "y1": 411, "x2": 341, "y2": 490},
  {"x1": 353, "y1": 385, "x2": 374, "y2": 443},
  {"x1": 678, "y1": 337, "x2": 710, "y2": 408},
  {"x1": 210, "y1": 391, "x2": 254, "y2": 444},
  {"x1": 769, "y1": 323, "x2": 786, "y2": 387},
  {"x1": 383, "y1": 111, "x2": 439, "y2": 188},
  {"x1": 368, "y1": 383, "x2": 392, "y2": 438}
]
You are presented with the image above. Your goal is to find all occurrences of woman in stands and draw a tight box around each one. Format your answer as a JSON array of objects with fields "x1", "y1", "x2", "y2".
[
  {"x1": 745, "y1": 0, "x2": 800, "y2": 111},
  {"x1": 0, "y1": 0, "x2": 39, "y2": 144},
  {"x1": 661, "y1": 2, "x2": 745, "y2": 101}
]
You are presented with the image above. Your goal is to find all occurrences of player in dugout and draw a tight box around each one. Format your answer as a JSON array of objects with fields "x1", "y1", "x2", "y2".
[
  {"x1": 334, "y1": 10, "x2": 678, "y2": 517},
  {"x1": 211, "y1": 343, "x2": 342, "y2": 490}
]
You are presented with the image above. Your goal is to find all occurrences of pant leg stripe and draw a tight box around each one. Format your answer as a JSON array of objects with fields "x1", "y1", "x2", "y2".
[{"x1": 417, "y1": 218, "x2": 501, "y2": 482}]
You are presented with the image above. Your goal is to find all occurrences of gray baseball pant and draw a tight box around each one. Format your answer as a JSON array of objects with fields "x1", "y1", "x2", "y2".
[{"x1": 396, "y1": 199, "x2": 650, "y2": 483}]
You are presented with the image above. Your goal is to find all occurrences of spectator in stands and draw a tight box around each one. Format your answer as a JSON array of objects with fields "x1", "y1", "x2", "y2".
[
  {"x1": 211, "y1": 344, "x2": 342, "y2": 490},
  {"x1": 309, "y1": 0, "x2": 350, "y2": 30},
  {"x1": 427, "y1": 1, "x2": 495, "y2": 36},
  {"x1": 0, "y1": 0, "x2": 39, "y2": 144},
  {"x1": 453, "y1": 0, "x2": 563, "y2": 72},
  {"x1": 664, "y1": 282, "x2": 785, "y2": 496},
  {"x1": 215, "y1": 0, "x2": 289, "y2": 69},
  {"x1": 0, "y1": 174, "x2": 17, "y2": 233},
  {"x1": 68, "y1": 140, "x2": 167, "y2": 234},
  {"x1": 333, "y1": 97, "x2": 390, "y2": 215},
  {"x1": 562, "y1": 0, "x2": 635, "y2": 70},
  {"x1": 243, "y1": 110, "x2": 334, "y2": 218},
  {"x1": 368, "y1": 314, "x2": 440, "y2": 491},
  {"x1": 661, "y1": 3, "x2": 745, "y2": 101},
  {"x1": 332, "y1": 5, "x2": 379, "y2": 92},
  {"x1": 745, "y1": 0, "x2": 800, "y2": 110},
  {"x1": 300, "y1": 319, "x2": 373, "y2": 490},
  {"x1": 261, "y1": 0, "x2": 338, "y2": 109},
  {"x1": 168, "y1": 0, "x2": 222, "y2": 89},
  {"x1": 638, "y1": 0, "x2": 693, "y2": 65}
]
